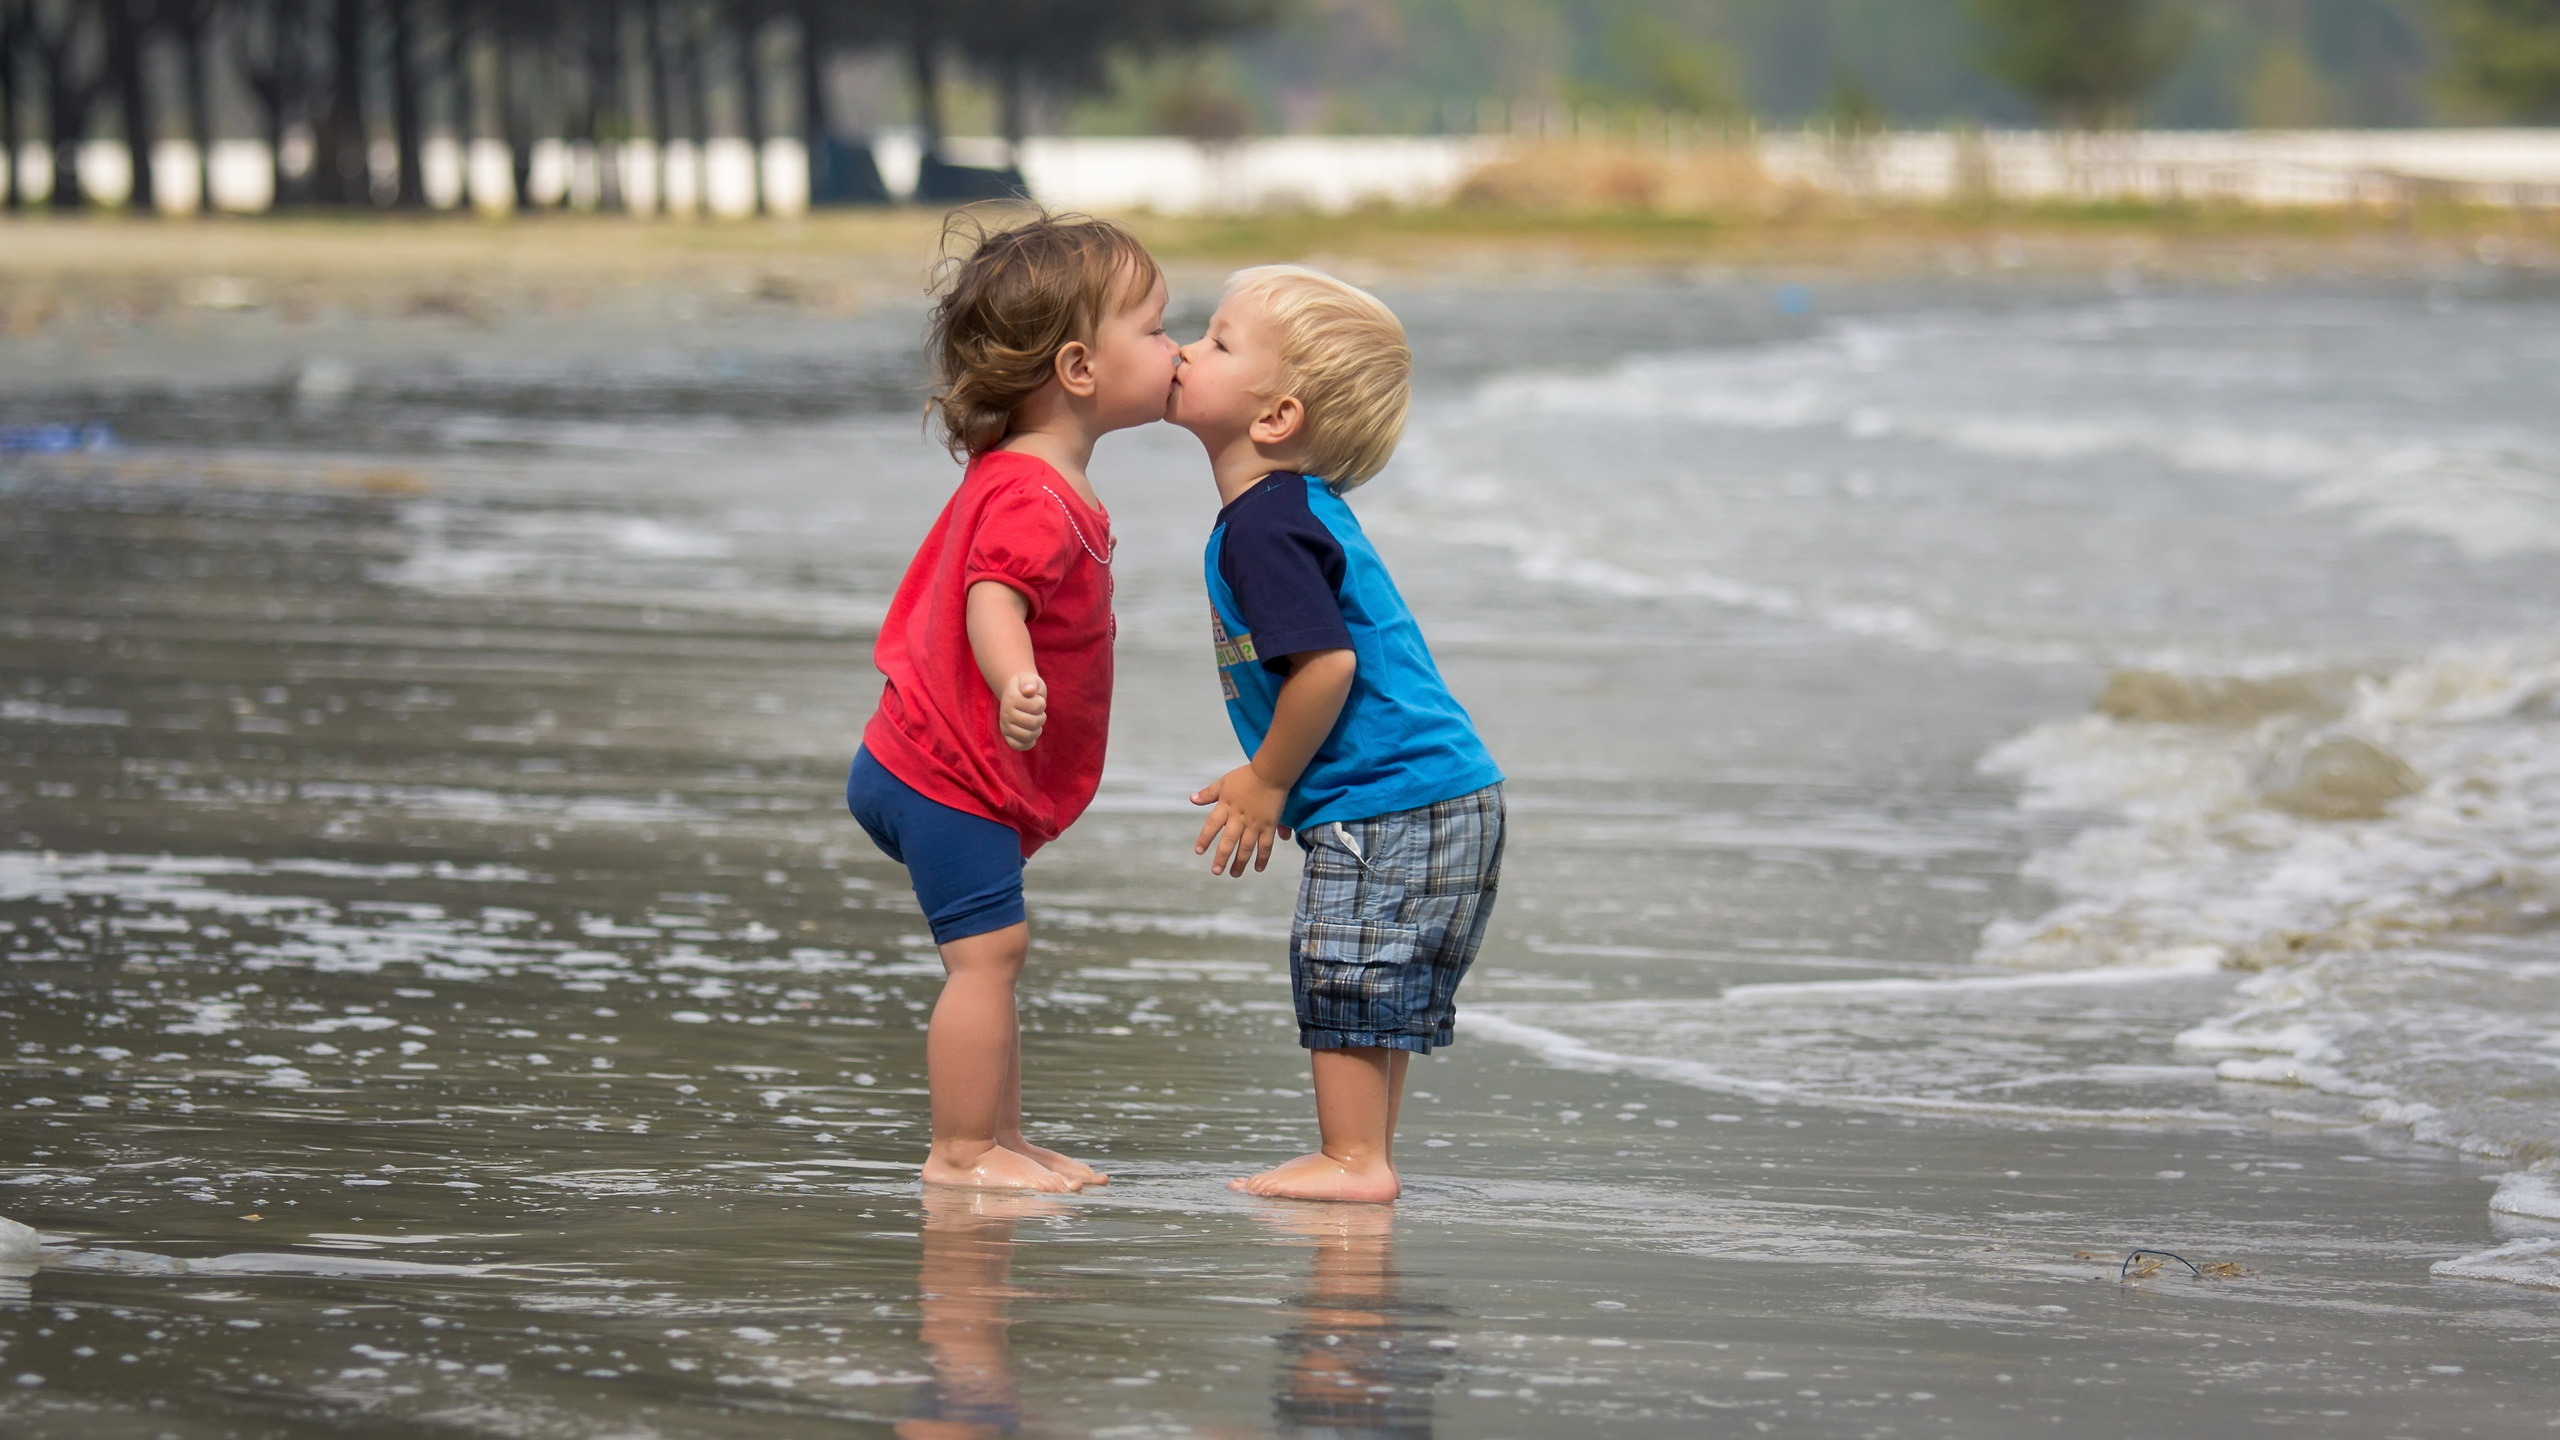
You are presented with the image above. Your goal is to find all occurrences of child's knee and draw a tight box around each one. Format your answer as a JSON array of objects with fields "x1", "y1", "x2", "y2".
[{"x1": 937, "y1": 922, "x2": 1030, "y2": 977}]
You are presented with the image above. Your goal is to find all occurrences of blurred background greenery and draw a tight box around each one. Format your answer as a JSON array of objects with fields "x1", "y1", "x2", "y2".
[
  {"x1": 0, "y1": 0, "x2": 2555, "y2": 218},
  {"x1": 1106, "y1": 0, "x2": 2404, "y2": 134}
]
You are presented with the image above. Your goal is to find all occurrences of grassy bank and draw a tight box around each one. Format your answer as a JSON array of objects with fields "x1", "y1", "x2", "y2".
[
  {"x1": 1131, "y1": 196, "x2": 2560, "y2": 275},
  {"x1": 0, "y1": 198, "x2": 2552, "y2": 337}
]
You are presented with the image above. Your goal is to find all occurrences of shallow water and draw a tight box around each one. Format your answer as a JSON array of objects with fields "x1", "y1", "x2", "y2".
[{"x1": 2, "y1": 269, "x2": 2557, "y2": 1437}]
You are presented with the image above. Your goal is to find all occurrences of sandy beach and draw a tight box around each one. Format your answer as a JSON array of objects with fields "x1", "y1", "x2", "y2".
[{"x1": 2, "y1": 213, "x2": 2556, "y2": 1437}]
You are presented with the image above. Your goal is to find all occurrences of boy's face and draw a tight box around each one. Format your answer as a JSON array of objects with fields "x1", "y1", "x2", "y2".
[
  {"x1": 1168, "y1": 289, "x2": 1287, "y2": 448},
  {"x1": 1087, "y1": 268, "x2": 1180, "y2": 432}
]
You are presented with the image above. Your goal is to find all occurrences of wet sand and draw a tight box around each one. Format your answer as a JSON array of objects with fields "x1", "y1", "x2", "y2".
[{"x1": 1, "y1": 222, "x2": 2556, "y2": 1437}]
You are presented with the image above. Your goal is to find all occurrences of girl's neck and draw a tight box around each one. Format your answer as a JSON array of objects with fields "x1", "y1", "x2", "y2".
[
  {"x1": 999, "y1": 389, "x2": 1102, "y2": 508},
  {"x1": 998, "y1": 429, "x2": 1099, "y2": 507}
]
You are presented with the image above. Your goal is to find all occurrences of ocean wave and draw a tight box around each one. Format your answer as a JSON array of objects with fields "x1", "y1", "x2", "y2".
[
  {"x1": 1472, "y1": 640, "x2": 2560, "y2": 1199},
  {"x1": 2432, "y1": 1238, "x2": 2560, "y2": 1291},
  {"x1": 1983, "y1": 641, "x2": 2560, "y2": 1173},
  {"x1": 1366, "y1": 428, "x2": 2099, "y2": 667},
  {"x1": 373, "y1": 493, "x2": 893, "y2": 633},
  {"x1": 1470, "y1": 951, "x2": 2244, "y2": 1125},
  {"x1": 1370, "y1": 297, "x2": 2560, "y2": 678},
  {"x1": 1459, "y1": 300, "x2": 2560, "y2": 561},
  {"x1": 2491, "y1": 1168, "x2": 2560, "y2": 1221}
]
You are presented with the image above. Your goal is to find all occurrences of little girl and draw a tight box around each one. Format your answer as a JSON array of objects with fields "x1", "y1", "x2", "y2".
[{"x1": 849, "y1": 215, "x2": 1176, "y2": 1192}]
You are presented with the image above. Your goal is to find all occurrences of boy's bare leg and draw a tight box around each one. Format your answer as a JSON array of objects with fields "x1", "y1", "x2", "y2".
[
  {"x1": 994, "y1": 1009, "x2": 1108, "y2": 1187},
  {"x1": 921, "y1": 923, "x2": 1077, "y2": 1192},
  {"x1": 1384, "y1": 1050, "x2": 1409, "y2": 1152},
  {"x1": 1230, "y1": 1046, "x2": 1406, "y2": 1202}
]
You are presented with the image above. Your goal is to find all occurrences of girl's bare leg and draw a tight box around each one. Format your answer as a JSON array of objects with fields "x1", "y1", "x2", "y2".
[
  {"x1": 1230, "y1": 1046, "x2": 1406, "y2": 1203},
  {"x1": 994, "y1": 1003, "x2": 1107, "y2": 1186},
  {"x1": 920, "y1": 923, "x2": 1076, "y2": 1192}
]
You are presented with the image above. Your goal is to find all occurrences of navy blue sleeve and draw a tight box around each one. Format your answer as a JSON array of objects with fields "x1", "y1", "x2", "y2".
[{"x1": 1219, "y1": 484, "x2": 1352, "y2": 671}]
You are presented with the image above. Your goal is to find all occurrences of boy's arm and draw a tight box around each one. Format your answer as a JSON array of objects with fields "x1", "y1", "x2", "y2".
[
  {"x1": 966, "y1": 580, "x2": 1047, "y2": 751},
  {"x1": 1192, "y1": 648, "x2": 1355, "y2": 876}
]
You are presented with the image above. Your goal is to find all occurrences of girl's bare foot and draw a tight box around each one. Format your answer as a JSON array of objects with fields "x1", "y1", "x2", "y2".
[
  {"x1": 1228, "y1": 1150, "x2": 1400, "y2": 1203},
  {"x1": 922, "y1": 1140, "x2": 1079, "y2": 1193},
  {"x1": 1002, "y1": 1136, "x2": 1108, "y2": 1187}
]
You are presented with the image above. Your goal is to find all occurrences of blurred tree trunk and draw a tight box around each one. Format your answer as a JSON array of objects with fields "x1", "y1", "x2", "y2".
[
  {"x1": 587, "y1": 0, "x2": 625, "y2": 211},
  {"x1": 29, "y1": 0, "x2": 108, "y2": 209},
  {"x1": 795, "y1": 8, "x2": 823, "y2": 179},
  {"x1": 994, "y1": 53, "x2": 1024, "y2": 158},
  {"x1": 562, "y1": 0, "x2": 593, "y2": 201},
  {"x1": 313, "y1": 0, "x2": 366, "y2": 204},
  {"x1": 439, "y1": 0, "x2": 471, "y2": 203},
  {"x1": 644, "y1": 0, "x2": 672, "y2": 209},
  {"x1": 1, "y1": 0, "x2": 22, "y2": 212},
  {"x1": 682, "y1": 2, "x2": 709, "y2": 189},
  {"x1": 101, "y1": 0, "x2": 150, "y2": 212},
  {"x1": 734, "y1": 9, "x2": 766, "y2": 213},
  {"x1": 500, "y1": 15, "x2": 532, "y2": 208},
  {"x1": 388, "y1": 0, "x2": 425, "y2": 206},
  {"x1": 233, "y1": 0, "x2": 302, "y2": 209},
  {"x1": 904, "y1": 0, "x2": 941, "y2": 158},
  {"x1": 172, "y1": 0, "x2": 217, "y2": 213}
]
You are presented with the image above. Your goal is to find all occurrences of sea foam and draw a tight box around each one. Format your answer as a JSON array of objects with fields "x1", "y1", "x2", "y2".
[
  {"x1": 2432, "y1": 1238, "x2": 2560, "y2": 1291},
  {"x1": 1985, "y1": 642, "x2": 2560, "y2": 1174}
]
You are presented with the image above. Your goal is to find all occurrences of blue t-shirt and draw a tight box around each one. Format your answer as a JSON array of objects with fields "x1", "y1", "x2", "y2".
[{"x1": 1206, "y1": 473, "x2": 1502, "y2": 831}]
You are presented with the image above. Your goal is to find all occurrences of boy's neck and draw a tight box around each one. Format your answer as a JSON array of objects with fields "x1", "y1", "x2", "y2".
[{"x1": 1209, "y1": 434, "x2": 1308, "y2": 508}]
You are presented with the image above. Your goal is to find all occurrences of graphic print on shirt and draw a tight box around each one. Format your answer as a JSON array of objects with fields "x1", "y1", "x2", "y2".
[
  {"x1": 1204, "y1": 473, "x2": 1502, "y2": 833},
  {"x1": 1209, "y1": 607, "x2": 1258, "y2": 700}
]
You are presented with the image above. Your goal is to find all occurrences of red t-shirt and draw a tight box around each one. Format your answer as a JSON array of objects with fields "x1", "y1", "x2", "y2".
[{"x1": 863, "y1": 450, "x2": 1115, "y2": 856}]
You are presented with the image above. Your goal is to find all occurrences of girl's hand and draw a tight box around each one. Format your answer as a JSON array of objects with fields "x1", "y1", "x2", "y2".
[
  {"x1": 1190, "y1": 764, "x2": 1292, "y2": 877},
  {"x1": 998, "y1": 673, "x2": 1047, "y2": 751}
]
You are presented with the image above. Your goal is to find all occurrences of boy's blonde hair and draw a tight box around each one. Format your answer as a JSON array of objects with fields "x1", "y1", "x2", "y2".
[{"x1": 1226, "y1": 265, "x2": 1410, "y2": 491}]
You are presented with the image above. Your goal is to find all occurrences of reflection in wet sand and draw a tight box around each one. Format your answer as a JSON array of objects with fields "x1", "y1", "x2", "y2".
[
  {"x1": 1261, "y1": 1206, "x2": 1443, "y2": 1440},
  {"x1": 898, "y1": 1189, "x2": 1065, "y2": 1440}
]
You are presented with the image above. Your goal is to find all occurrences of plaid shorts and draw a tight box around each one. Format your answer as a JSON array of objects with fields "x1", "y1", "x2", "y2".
[{"x1": 1290, "y1": 783, "x2": 1505, "y2": 1054}]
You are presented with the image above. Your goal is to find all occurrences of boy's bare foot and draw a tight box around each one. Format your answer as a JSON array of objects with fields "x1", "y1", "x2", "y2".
[
  {"x1": 1002, "y1": 1137, "x2": 1108, "y2": 1188},
  {"x1": 1228, "y1": 1150, "x2": 1400, "y2": 1203},
  {"x1": 922, "y1": 1141, "x2": 1079, "y2": 1193}
]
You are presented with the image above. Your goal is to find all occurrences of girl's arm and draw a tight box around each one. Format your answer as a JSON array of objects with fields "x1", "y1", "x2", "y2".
[
  {"x1": 1191, "y1": 648, "x2": 1356, "y2": 876},
  {"x1": 966, "y1": 581, "x2": 1046, "y2": 751}
]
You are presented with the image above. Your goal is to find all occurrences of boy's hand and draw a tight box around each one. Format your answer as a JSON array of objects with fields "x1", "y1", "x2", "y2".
[
  {"x1": 998, "y1": 673, "x2": 1047, "y2": 751},
  {"x1": 1191, "y1": 764, "x2": 1292, "y2": 877}
]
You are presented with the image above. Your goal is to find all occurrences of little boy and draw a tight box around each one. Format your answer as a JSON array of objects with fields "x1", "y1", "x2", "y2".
[{"x1": 1170, "y1": 266, "x2": 1504, "y2": 1203}]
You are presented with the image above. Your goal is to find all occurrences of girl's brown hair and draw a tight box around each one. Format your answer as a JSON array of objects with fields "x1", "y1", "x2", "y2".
[{"x1": 925, "y1": 209, "x2": 1161, "y2": 462}]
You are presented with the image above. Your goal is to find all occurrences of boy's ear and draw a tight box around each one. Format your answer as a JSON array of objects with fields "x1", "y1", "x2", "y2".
[
  {"x1": 1054, "y1": 339, "x2": 1098, "y2": 398},
  {"x1": 1251, "y1": 394, "x2": 1305, "y2": 448}
]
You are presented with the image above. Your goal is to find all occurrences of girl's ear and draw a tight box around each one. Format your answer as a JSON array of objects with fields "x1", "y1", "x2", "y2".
[
  {"x1": 1251, "y1": 394, "x2": 1305, "y2": 448},
  {"x1": 1054, "y1": 338, "x2": 1098, "y2": 398}
]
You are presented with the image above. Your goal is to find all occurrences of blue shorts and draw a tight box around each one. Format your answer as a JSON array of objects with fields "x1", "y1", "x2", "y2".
[
  {"x1": 1291, "y1": 783, "x2": 1505, "y2": 1054},
  {"x1": 845, "y1": 747, "x2": 1026, "y2": 945}
]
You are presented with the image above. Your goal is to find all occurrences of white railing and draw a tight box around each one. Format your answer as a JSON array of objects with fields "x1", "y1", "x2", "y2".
[
  {"x1": 2, "y1": 136, "x2": 816, "y2": 217},
  {"x1": 0, "y1": 133, "x2": 1503, "y2": 217},
  {"x1": 1017, "y1": 135, "x2": 1504, "y2": 215},
  {"x1": 1758, "y1": 129, "x2": 2560, "y2": 207},
  {"x1": 7, "y1": 129, "x2": 2557, "y2": 216}
]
